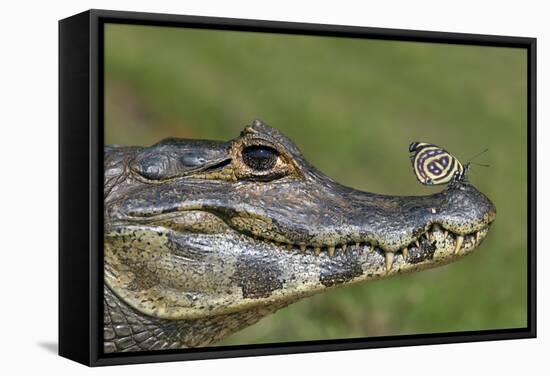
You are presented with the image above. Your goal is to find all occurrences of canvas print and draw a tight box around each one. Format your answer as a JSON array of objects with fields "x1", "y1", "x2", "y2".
[{"x1": 102, "y1": 23, "x2": 527, "y2": 353}]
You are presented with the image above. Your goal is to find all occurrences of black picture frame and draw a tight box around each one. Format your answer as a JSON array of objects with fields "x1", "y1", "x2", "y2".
[{"x1": 59, "y1": 9, "x2": 537, "y2": 367}]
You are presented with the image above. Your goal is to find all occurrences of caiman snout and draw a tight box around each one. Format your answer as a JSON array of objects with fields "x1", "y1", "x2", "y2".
[{"x1": 220, "y1": 174, "x2": 496, "y2": 264}]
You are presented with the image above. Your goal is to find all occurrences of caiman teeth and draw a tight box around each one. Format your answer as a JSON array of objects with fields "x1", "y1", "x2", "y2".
[
  {"x1": 328, "y1": 246, "x2": 335, "y2": 257},
  {"x1": 263, "y1": 224, "x2": 486, "y2": 258},
  {"x1": 454, "y1": 235, "x2": 464, "y2": 254},
  {"x1": 385, "y1": 252, "x2": 394, "y2": 273}
]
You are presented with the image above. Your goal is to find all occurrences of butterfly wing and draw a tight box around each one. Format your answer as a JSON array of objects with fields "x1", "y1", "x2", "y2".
[{"x1": 409, "y1": 142, "x2": 464, "y2": 185}]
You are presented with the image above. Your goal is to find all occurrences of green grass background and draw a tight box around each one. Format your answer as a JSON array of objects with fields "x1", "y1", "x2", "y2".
[{"x1": 104, "y1": 23, "x2": 528, "y2": 345}]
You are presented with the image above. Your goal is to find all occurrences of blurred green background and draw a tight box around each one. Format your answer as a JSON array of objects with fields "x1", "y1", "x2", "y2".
[{"x1": 104, "y1": 23, "x2": 527, "y2": 345}]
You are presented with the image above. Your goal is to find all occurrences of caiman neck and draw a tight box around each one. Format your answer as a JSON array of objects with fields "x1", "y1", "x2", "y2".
[{"x1": 103, "y1": 285, "x2": 290, "y2": 352}]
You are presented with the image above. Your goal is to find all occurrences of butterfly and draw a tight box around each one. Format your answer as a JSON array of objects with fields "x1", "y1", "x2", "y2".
[{"x1": 409, "y1": 142, "x2": 470, "y2": 185}]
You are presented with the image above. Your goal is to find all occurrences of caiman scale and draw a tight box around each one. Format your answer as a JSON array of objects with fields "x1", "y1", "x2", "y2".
[{"x1": 104, "y1": 120, "x2": 496, "y2": 353}]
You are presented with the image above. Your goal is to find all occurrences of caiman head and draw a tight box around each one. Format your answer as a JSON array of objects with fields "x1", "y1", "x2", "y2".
[{"x1": 104, "y1": 119, "x2": 496, "y2": 351}]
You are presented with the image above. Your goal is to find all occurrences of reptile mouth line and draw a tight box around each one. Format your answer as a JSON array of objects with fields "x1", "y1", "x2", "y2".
[
  {"x1": 124, "y1": 211, "x2": 491, "y2": 273},
  {"x1": 252, "y1": 223, "x2": 491, "y2": 270}
]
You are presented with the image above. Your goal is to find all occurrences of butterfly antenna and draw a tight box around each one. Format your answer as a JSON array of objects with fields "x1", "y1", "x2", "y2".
[
  {"x1": 470, "y1": 161, "x2": 490, "y2": 168},
  {"x1": 466, "y1": 148, "x2": 488, "y2": 163}
]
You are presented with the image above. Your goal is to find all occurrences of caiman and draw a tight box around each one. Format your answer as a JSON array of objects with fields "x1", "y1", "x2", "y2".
[{"x1": 103, "y1": 119, "x2": 496, "y2": 353}]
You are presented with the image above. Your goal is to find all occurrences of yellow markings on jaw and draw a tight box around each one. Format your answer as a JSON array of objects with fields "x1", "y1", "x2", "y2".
[
  {"x1": 151, "y1": 210, "x2": 229, "y2": 234},
  {"x1": 105, "y1": 226, "x2": 239, "y2": 320},
  {"x1": 189, "y1": 166, "x2": 237, "y2": 182},
  {"x1": 228, "y1": 214, "x2": 297, "y2": 244}
]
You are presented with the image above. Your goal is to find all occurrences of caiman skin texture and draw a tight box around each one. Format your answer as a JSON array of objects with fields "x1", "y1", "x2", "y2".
[{"x1": 104, "y1": 120, "x2": 496, "y2": 353}]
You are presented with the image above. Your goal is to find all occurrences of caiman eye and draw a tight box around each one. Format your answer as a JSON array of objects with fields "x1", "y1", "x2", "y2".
[{"x1": 242, "y1": 145, "x2": 278, "y2": 171}]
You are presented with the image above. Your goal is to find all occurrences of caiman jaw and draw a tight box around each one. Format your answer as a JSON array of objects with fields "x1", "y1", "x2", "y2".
[{"x1": 252, "y1": 222, "x2": 492, "y2": 272}]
